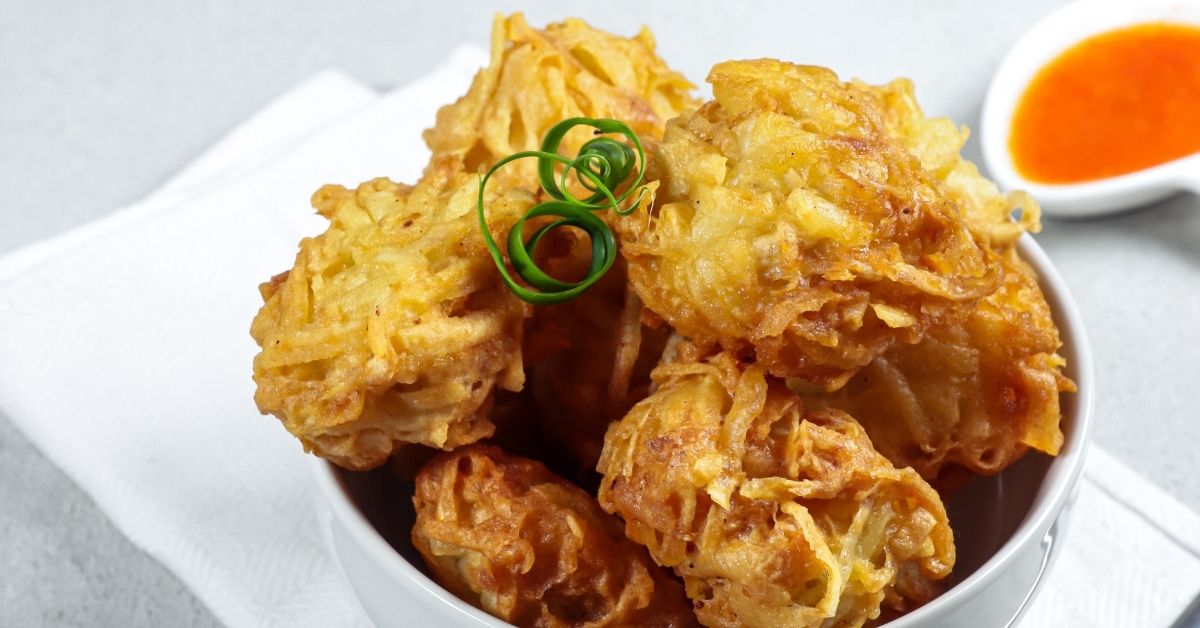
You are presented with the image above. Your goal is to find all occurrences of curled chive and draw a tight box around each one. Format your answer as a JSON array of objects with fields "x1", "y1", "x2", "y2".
[{"x1": 476, "y1": 117, "x2": 646, "y2": 305}]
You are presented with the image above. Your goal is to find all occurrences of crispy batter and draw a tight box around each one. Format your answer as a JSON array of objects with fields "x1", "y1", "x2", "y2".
[
  {"x1": 597, "y1": 351, "x2": 955, "y2": 628},
  {"x1": 425, "y1": 13, "x2": 697, "y2": 182},
  {"x1": 871, "y1": 77, "x2": 1041, "y2": 249},
  {"x1": 615, "y1": 59, "x2": 1002, "y2": 387},
  {"x1": 799, "y1": 249, "x2": 1075, "y2": 487},
  {"x1": 412, "y1": 444, "x2": 697, "y2": 628},
  {"x1": 792, "y1": 81, "x2": 1074, "y2": 486},
  {"x1": 250, "y1": 159, "x2": 531, "y2": 469}
]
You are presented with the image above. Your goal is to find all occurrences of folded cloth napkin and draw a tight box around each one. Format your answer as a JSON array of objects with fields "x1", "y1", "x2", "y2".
[
  {"x1": 0, "y1": 45, "x2": 485, "y2": 628},
  {"x1": 1021, "y1": 447, "x2": 1200, "y2": 627},
  {"x1": 1, "y1": 43, "x2": 1196, "y2": 628}
]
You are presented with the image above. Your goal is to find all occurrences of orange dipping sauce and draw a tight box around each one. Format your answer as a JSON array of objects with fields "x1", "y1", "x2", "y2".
[{"x1": 1010, "y1": 22, "x2": 1200, "y2": 184}]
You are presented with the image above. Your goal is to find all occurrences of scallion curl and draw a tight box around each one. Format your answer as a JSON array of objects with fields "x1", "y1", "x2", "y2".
[{"x1": 476, "y1": 117, "x2": 646, "y2": 305}]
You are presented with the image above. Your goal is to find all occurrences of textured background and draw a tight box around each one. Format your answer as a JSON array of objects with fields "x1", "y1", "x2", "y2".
[{"x1": 4, "y1": 1, "x2": 1198, "y2": 626}]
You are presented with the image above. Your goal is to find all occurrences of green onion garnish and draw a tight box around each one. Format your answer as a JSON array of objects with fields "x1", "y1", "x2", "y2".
[{"x1": 476, "y1": 117, "x2": 646, "y2": 305}]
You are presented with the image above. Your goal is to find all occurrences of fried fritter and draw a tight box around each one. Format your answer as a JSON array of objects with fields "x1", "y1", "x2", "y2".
[
  {"x1": 251, "y1": 14, "x2": 697, "y2": 470},
  {"x1": 412, "y1": 444, "x2": 697, "y2": 628},
  {"x1": 425, "y1": 13, "x2": 696, "y2": 182},
  {"x1": 597, "y1": 351, "x2": 955, "y2": 628},
  {"x1": 615, "y1": 59, "x2": 1002, "y2": 388},
  {"x1": 799, "y1": 249, "x2": 1075, "y2": 487},
  {"x1": 252, "y1": 13, "x2": 700, "y2": 470},
  {"x1": 791, "y1": 80, "x2": 1075, "y2": 487},
  {"x1": 250, "y1": 159, "x2": 532, "y2": 469}
]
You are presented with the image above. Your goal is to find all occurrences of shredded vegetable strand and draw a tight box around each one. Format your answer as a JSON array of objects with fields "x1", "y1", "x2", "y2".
[{"x1": 476, "y1": 118, "x2": 646, "y2": 304}]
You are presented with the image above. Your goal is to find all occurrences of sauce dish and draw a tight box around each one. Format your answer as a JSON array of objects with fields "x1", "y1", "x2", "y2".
[{"x1": 981, "y1": 0, "x2": 1200, "y2": 217}]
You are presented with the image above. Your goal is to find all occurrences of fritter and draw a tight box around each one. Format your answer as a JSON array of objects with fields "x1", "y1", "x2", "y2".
[
  {"x1": 250, "y1": 159, "x2": 532, "y2": 469},
  {"x1": 412, "y1": 444, "x2": 697, "y2": 628},
  {"x1": 251, "y1": 14, "x2": 697, "y2": 470},
  {"x1": 792, "y1": 81, "x2": 1075, "y2": 487},
  {"x1": 799, "y1": 249, "x2": 1075, "y2": 487},
  {"x1": 597, "y1": 351, "x2": 955, "y2": 628},
  {"x1": 425, "y1": 13, "x2": 697, "y2": 182},
  {"x1": 615, "y1": 59, "x2": 1002, "y2": 388}
]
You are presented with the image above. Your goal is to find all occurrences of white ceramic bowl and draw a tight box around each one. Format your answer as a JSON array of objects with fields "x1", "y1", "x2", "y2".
[
  {"x1": 310, "y1": 236, "x2": 1094, "y2": 628},
  {"x1": 981, "y1": 0, "x2": 1200, "y2": 217}
]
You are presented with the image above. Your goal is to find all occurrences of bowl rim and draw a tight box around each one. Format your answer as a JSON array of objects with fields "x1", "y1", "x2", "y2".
[
  {"x1": 311, "y1": 446, "x2": 507, "y2": 626},
  {"x1": 310, "y1": 234, "x2": 1094, "y2": 628}
]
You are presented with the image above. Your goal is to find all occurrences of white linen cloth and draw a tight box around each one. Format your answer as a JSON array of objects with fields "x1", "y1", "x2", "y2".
[
  {"x1": 0, "y1": 44, "x2": 1196, "y2": 628},
  {"x1": 1023, "y1": 447, "x2": 1200, "y2": 627}
]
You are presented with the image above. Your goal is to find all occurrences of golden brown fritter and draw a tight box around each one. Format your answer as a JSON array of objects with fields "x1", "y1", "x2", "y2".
[
  {"x1": 799, "y1": 249, "x2": 1075, "y2": 488},
  {"x1": 597, "y1": 351, "x2": 955, "y2": 628},
  {"x1": 792, "y1": 80, "x2": 1075, "y2": 487},
  {"x1": 424, "y1": 13, "x2": 697, "y2": 181},
  {"x1": 250, "y1": 159, "x2": 532, "y2": 470},
  {"x1": 412, "y1": 444, "x2": 697, "y2": 628},
  {"x1": 250, "y1": 15, "x2": 697, "y2": 471},
  {"x1": 615, "y1": 59, "x2": 1002, "y2": 388}
]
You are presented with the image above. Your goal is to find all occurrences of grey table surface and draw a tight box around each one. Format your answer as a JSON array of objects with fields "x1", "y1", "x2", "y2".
[{"x1": 3, "y1": 1, "x2": 1198, "y2": 626}]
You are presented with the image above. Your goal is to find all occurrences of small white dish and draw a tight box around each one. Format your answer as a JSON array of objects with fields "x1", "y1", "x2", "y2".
[
  {"x1": 981, "y1": 0, "x2": 1200, "y2": 217},
  {"x1": 309, "y1": 233, "x2": 1094, "y2": 628}
]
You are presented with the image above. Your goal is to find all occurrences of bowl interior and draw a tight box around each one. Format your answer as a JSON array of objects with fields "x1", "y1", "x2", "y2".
[
  {"x1": 335, "y1": 466, "x2": 424, "y2": 568},
  {"x1": 332, "y1": 438, "x2": 1056, "y2": 593}
]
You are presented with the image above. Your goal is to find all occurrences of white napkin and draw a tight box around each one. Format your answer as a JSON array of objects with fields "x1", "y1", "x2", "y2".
[
  {"x1": 0, "y1": 45, "x2": 486, "y2": 628},
  {"x1": 0, "y1": 43, "x2": 1195, "y2": 628},
  {"x1": 1022, "y1": 447, "x2": 1200, "y2": 627}
]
